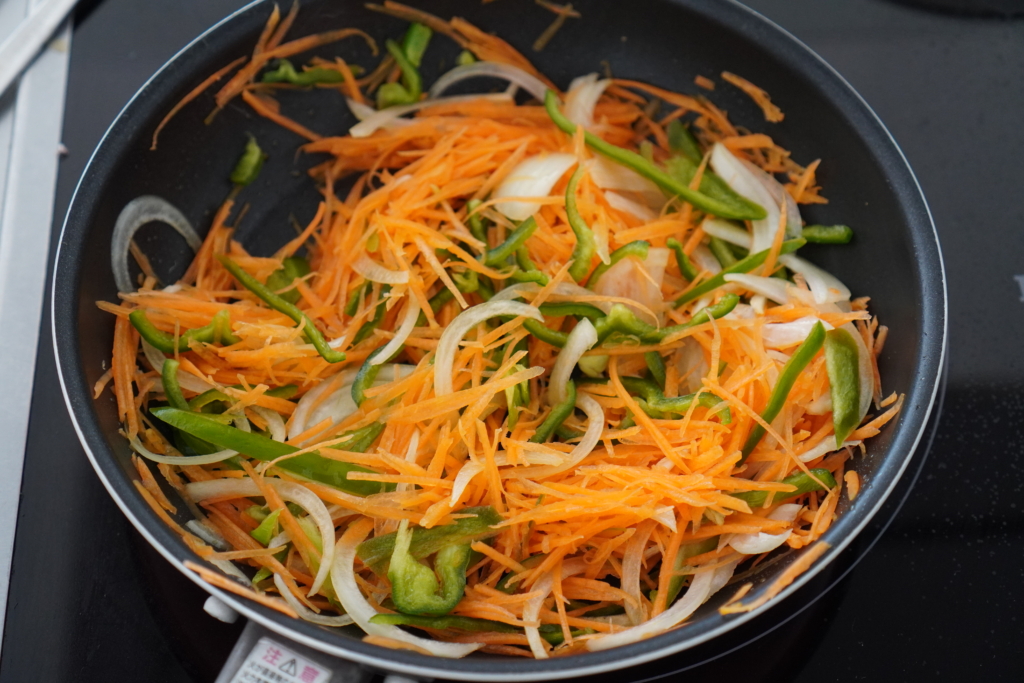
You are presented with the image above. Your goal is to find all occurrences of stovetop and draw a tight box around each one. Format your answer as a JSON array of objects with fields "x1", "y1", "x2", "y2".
[{"x1": 3, "y1": 0, "x2": 1023, "y2": 680}]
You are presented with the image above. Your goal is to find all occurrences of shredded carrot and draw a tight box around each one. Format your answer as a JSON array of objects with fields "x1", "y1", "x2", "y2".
[
  {"x1": 185, "y1": 561, "x2": 299, "y2": 618},
  {"x1": 721, "y1": 71, "x2": 784, "y2": 123},
  {"x1": 694, "y1": 75, "x2": 715, "y2": 91}
]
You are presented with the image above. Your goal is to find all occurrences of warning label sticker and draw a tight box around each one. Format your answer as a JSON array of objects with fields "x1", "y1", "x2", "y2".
[{"x1": 228, "y1": 636, "x2": 333, "y2": 683}]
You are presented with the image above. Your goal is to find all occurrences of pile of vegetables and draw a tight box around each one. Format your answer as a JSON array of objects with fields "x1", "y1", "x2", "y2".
[{"x1": 99, "y1": 2, "x2": 902, "y2": 659}]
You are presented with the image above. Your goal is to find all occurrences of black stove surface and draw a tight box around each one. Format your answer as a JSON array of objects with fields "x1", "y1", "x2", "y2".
[{"x1": 3, "y1": 1, "x2": 1022, "y2": 681}]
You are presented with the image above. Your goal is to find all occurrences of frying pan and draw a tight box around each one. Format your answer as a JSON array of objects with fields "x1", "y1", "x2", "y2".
[{"x1": 51, "y1": 0, "x2": 946, "y2": 679}]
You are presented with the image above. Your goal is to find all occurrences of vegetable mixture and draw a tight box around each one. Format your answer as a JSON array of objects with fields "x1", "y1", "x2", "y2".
[{"x1": 98, "y1": 2, "x2": 902, "y2": 659}]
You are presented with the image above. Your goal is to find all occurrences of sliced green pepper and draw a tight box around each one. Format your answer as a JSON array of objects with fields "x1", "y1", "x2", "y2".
[
  {"x1": 344, "y1": 282, "x2": 369, "y2": 317},
  {"x1": 219, "y1": 256, "x2": 345, "y2": 363},
  {"x1": 265, "y1": 256, "x2": 311, "y2": 306},
  {"x1": 665, "y1": 536, "x2": 718, "y2": 606},
  {"x1": 388, "y1": 521, "x2": 470, "y2": 616},
  {"x1": 824, "y1": 328, "x2": 862, "y2": 445},
  {"x1": 265, "y1": 384, "x2": 298, "y2": 399},
  {"x1": 667, "y1": 238, "x2": 699, "y2": 282},
  {"x1": 465, "y1": 198, "x2": 488, "y2": 243},
  {"x1": 538, "y1": 302, "x2": 605, "y2": 321},
  {"x1": 250, "y1": 508, "x2": 282, "y2": 546},
  {"x1": 129, "y1": 308, "x2": 240, "y2": 354},
  {"x1": 230, "y1": 136, "x2": 265, "y2": 187},
  {"x1": 261, "y1": 59, "x2": 347, "y2": 86},
  {"x1": 740, "y1": 321, "x2": 826, "y2": 463},
  {"x1": 484, "y1": 217, "x2": 537, "y2": 267},
  {"x1": 545, "y1": 90, "x2": 766, "y2": 221},
  {"x1": 370, "y1": 613, "x2": 517, "y2": 632},
  {"x1": 456, "y1": 50, "x2": 476, "y2": 66},
  {"x1": 377, "y1": 34, "x2": 424, "y2": 109},
  {"x1": 586, "y1": 240, "x2": 648, "y2": 289},
  {"x1": 620, "y1": 376, "x2": 730, "y2": 423},
  {"x1": 401, "y1": 23, "x2": 432, "y2": 68},
  {"x1": 663, "y1": 155, "x2": 758, "y2": 219},
  {"x1": 161, "y1": 359, "x2": 190, "y2": 411},
  {"x1": 150, "y1": 407, "x2": 386, "y2": 495},
  {"x1": 529, "y1": 380, "x2": 576, "y2": 443},
  {"x1": 709, "y1": 236, "x2": 738, "y2": 268},
  {"x1": 565, "y1": 165, "x2": 598, "y2": 282},
  {"x1": 644, "y1": 351, "x2": 667, "y2": 389},
  {"x1": 595, "y1": 294, "x2": 739, "y2": 345},
  {"x1": 352, "y1": 284, "x2": 391, "y2": 345},
  {"x1": 356, "y1": 506, "x2": 502, "y2": 570},
  {"x1": 674, "y1": 238, "x2": 806, "y2": 306},
  {"x1": 732, "y1": 468, "x2": 837, "y2": 508},
  {"x1": 666, "y1": 119, "x2": 703, "y2": 163},
  {"x1": 351, "y1": 348, "x2": 387, "y2": 407},
  {"x1": 802, "y1": 224, "x2": 853, "y2": 244}
]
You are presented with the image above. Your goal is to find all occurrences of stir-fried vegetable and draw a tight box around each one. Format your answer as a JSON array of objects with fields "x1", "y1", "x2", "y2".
[{"x1": 99, "y1": 3, "x2": 901, "y2": 660}]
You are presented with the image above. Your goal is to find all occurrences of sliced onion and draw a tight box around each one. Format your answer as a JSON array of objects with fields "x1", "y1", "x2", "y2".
[
  {"x1": 723, "y1": 273, "x2": 789, "y2": 303},
  {"x1": 186, "y1": 519, "x2": 229, "y2": 550},
  {"x1": 653, "y1": 506, "x2": 677, "y2": 532},
  {"x1": 742, "y1": 156, "x2": 802, "y2": 240},
  {"x1": 141, "y1": 339, "x2": 217, "y2": 394},
  {"x1": 593, "y1": 252, "x2": 667, "y2": 320},
  {"x1": 676, "y1": 338, "x2": 709, "y2": 394},
  {"x1": 728, "y1": 503, "x2": 802, "y2": 555},
  {"x1": 112, "y1": 196, "x2": 202, "y2": 293},
  {"x1": 186, "y1": 478, "x2": 334, "y2": 597},
  {"x1": 564, "y1": 73, "x2": 611, "y2": 129},
  {"x1": 129, "y1": 434, "x2": 237, "y2": 466},
  {"x1": 708, "y1": 559, "x2": 739, "y2": 596},
  {"x1": 604, "y1": 190, "x2": 659, "y2": 221},
  {"x1": 506, "y1": 393, "x2": 604, "y2": 479},
  {"x1": 251, "y1": 406, "x2": 287, "y2": 442},
  {"x1": 210, "y1": 559, "x2": 252, "y2": 583},
  {"x1": 370, "y1": 298, "x2": 420, "y2": 366},
  {"x1": 289, "y1": 365, "x2": 416, "y2": 440},
  {"x1": 587, "y1": 565, "x2": 717, "y2": 651},
  {"x1": 524, "y1": 557, "x2": 589, "y2": 658},
  {"x1": 450, "y1": 461, "x2": 485, "y2": 508},
  {"x1": 288, "y1": 370, "x2": 359, "y2": 439},
  {"x1": 493, "y1": 153, "x2": 577, "y2": 221},
  {"x1": 762, "y1": 316, "x2": 833, "y2": 349},
  {"x1": 428, "y1": 61, "x2": 549, "y2": 102},
  {"x1": 330, "y1": 520, "x2": 482, "y2": 657},
  {"x1": 549, "y1": 318, "x2": 597, "y2": 404},
  {"x1": 779, "y1": 254, "x2": 850, "y2": 305},
  {"x1": 346, "y1": 97, "x2": 379, "y2": 122},
  {"x1": 701, "y1": 218, "x2": 752, "y2": 249},
  {"x1": 434, "y1": 300, "x2": 543, "y2": 396},
  {"x1": 690, "y1": 244, "x2": 722, "y2": 275},
  {"x1": 587, "y1": 156, "x2": 662, "y2": 201},
  {"x1": 273, "y1": 573, "x2": 354, "y2": 627},
  {"x1": 798, "y1": 434, "x2": 862, "y2": 462},
  {"x1": 622, "y1": 522, "x2": 656, "y2": 625},
  {"x1": 352, "y1": 253, "x2": 409, "y2": 285},
  {"x1": 350, "y1": 92, "x2": 512, "y2": 138}
]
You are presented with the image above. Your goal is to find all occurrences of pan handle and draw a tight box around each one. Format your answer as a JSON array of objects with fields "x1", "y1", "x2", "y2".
[{"x1": 216, "y1": 619, "x2": 377, "y2": 683}]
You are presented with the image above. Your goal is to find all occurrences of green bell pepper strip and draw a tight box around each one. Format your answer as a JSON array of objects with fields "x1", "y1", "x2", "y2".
[
  {"x1": 370, "y1": 613, "x2": 518, "y2": 633},
  {"x1": 740, "y1": 321, "x2": 826, "y2": 463},
  {"x1": 545, "y1": 90, "x2": 766, "y2": 221},
  {"x1": 230, "y1": 136, "x2": 265, "y2": 186},
  {"x1": 665, "y1": 536, "x2": 718, "y2": 606},
  {"x1": 674, "y1": 238, "x2": 806, "y2": 306},
  {"x1": 484, "y1": 217, "x2": 537, "y2": 267},
  {"x1": 523, "y1": 319, "x2": 568, "y2": 348},
  {"x1": 732, "y1": 468, "x2": 837, "y2": 508},
  {"x1": 663, "y1": 154, "x2": 758, "y2": 218},
  {"x1": 538, "y1": 302, "x2": 605, "y2": 321},
  {"x1": 802, "y1": 224, "x2": 853, "y2": 244},
  {"x1": 189, "y1": 389, "x2": 231, "y2": 412},
  {"x1": 218, "y1": 256, "x2": 346, "y2": 363},
  {"x1": 824, "y1": 328, "x2": 862, "y2": 445},
  {"x1": 510, "y1": 268, "x2": 549, "y2": 285},
  {"x1": 465, "y1": 198, "x2": 487, "y2": 243},
  {"x1": 666, "y1": 119, "x2": 703, "y2": 163},
  {"x1": 401, "y1": 23, "x2": 432, "y2": 68},
  {"x1": 565, "y1": 165, "x2": 598, "y2": 282},
  {"x1": 595, "y1": 294, "x2": 739, "y2": 345},
  {"x1": 265, "y1": 256, "x2": 311, "y2": 306},
  {"x1": 339, "y1": 422, "x2": 386, "y2": 454},
  {"x1": 352, "y1": 284, "x2": 392, "y2": 345},
  {"x1": 529, "y1": 380, "x2": 576, "y2": 443},
  {"x1": 495, "y1": 554, "x2": 545, "y2": 594},
  {"x1": 539, "y1": 625, "x2": 596, "y2": 646},
  {"x1": 149, "y1": 407, "x2": 386, "y2": 495},
  {"x1": 161, "y1": 359, "x2": 190, "y2": 411},
  {"x1": 620, "y1": 376, "x2": 730, "y2": 423},
  {"x1": 389, "y1": 524, "x2": 471, "y2": 616},
  {"x1": 261, "y1": 59, "x2": 346, "y2": 86},
  {"x1": 456, "y1": 49, "x2": 476, "y2": 66},
  {"x1": 129, "y1": 308, "x2": 240, "y2": 354},
  {"x1": 377, "y1": 37, "x2": 423, "y2": 109},
  {"x1": 265, "y1": 384, "x2": 298, "y2": 399},
  {"x1": 709, "y1": 236, "x2": 738, "y2": 268},
  {"x1": 645, "y1": 351, "x2": 667, "y2": 389},
  {"x1": 586, "y1": 240, "x2": 648, "y2": 289},
  {"x1": 356, "y1": 506, "x2": 502, "y2": 570},
  {"x1": 250, "y1": 508, "x2": 282, "y2": 546},
  {"x1": 351, "y1": 346, "x2": 402, "y2": 406},
  {"x1": 344, "y1": 282, "x2": 370, "y2": 317},
  {"x1": 666, "y1": 238, "x2": 699, "y2": 281}
]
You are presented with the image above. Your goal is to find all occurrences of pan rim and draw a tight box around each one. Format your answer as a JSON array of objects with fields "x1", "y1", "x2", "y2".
[{"x1": 51, "y1": 0, "x2": 946, "y2": 679}]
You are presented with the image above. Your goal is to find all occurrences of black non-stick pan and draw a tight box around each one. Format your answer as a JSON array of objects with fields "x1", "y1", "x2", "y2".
[{"x1": 51, "y1": 0, "x2": 945, "y2": 679}]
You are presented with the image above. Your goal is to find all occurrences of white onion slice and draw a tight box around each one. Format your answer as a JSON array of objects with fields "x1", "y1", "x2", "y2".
[
  {"x1": 345, "y1": 97, "x2": 379, "y2": 122},
  {"x1": 273, "y1": 574, "x2": 354, "y2": 627},
  {"x1": 352, "y1": 254, "x2": 409, "y2": 285},
  {"x1": 508, "y1": 393, "x2": 603, "y2": 479},
  {"x1": 330, "y1": 522, "x2": 482, "y2": 657},
  {"x1": 428, "y1": 61, "x2": 549, "y2": 102},
  {"x1": 186, "y1": 478, "x2": 334, "y2": 597},
  {"x1": 129, "y1": 434, "x2": 238, "y2": 466},
  {"x1": 434, "y1": 301, "x2": 543, "y2": 396},
  {"x1": 593, "y1": 252, "x2": 667, "y2": 320},
  {"x1": 622, "y1": 523, "x2": 656, "y2": 625},
  {"x1": 564, "y1": 73, "x2": 611, "y2": 129},
  {"x1": 549, "y1": 318, "x2": 597, "y2": 404},
  {"x1": 493, "y1": 153, "x2": 577, "y2": 221},
  {"x1": 728, "y1": 503, "x2": 802, "y2": 555},
  {"x1": 603, "y1": 190, "x2": 659, "y2": 221},
  {"x1": 251, "y1": 406, "x2": 287, "y2": 442},
  {"x1": 524, "y1": 557, "x2": 589, "y2": 658},
  {"x1": 587, "y1": 156, "x2": 662, "y2": 200},
  {"x1": 723, "y1": 274, "x2": 789, "y2": 304},
  {"x1": 653, "y1": 506, "x2": 677, "y2": 532},
  {"x1": 690, "y1": 244, "x2": 722, "y2": 275},
  {"x1": 185, "y1": 519, "x2": 228, "y2": 550},
  {"x1": 450, "y1": 461, "x2": 485, "y2": 508},
  {"x1": 798, "y1": 434, "x2": 862, "y2": 462},
  {"x1": 587, "y1": 565, "x2": 718, "y2": 651},
  {"x1": 779, "y1": 254, "x2": 850, "y2": 305},
  {"x1": 349, "y1": 92, "x2": 511, "y2": 138},
  {"x1": 112, "y1": 196, "x2": 202, "y2": 293},
  {"x1": 370, "y1": 298, "x2": 420, "y2": 366},
  {"x1": 288, "y1": 369, "x2": 359, "y2": 439},
  {"x1": 762, "y1": 316, "x2": 833, "y2": 349},
  {"x1": 701, "y1": 218, "x2": 752, "y2": 249},
  {"x1": 289, "y1": 365, "x2": 416, "y2": 440}
]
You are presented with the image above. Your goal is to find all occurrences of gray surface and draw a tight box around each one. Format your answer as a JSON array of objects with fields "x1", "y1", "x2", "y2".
[{"x1": 0, "y1": 0, "x2": 69, "y2": 650}]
